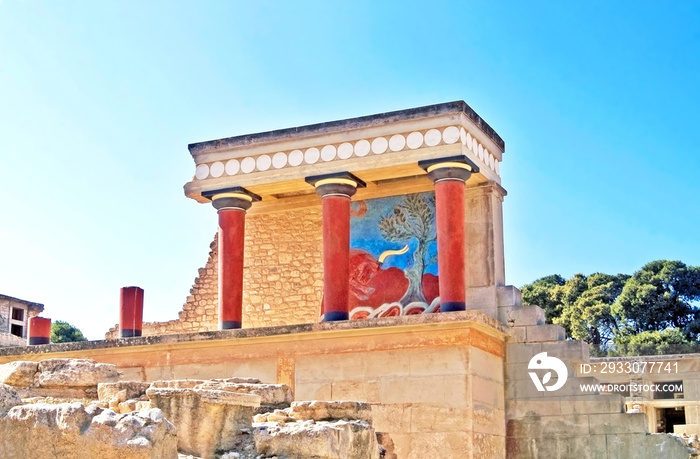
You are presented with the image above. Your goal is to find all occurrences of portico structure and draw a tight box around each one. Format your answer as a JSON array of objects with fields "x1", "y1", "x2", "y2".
[{"x1": 186, "y1": 101, "x2": 511, "y2": 327}]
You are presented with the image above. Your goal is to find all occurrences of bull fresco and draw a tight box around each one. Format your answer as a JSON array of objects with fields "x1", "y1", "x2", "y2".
[{"x1": 348, "y1": 192, "x2": 441, "y2": 319}]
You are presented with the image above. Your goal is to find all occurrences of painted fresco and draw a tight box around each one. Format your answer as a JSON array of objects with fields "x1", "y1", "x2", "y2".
[{"x1": 348, "y1": 191, "x2": 440, "y2": 319}]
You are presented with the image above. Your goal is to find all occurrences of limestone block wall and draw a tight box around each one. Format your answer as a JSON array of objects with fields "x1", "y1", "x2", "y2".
[{"x1": 106, "y1": 206, "x2": 323, "y2": 339}]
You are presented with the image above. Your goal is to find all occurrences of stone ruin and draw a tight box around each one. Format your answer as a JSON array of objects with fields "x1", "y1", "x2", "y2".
[{"x1": 0, "y1": 358, "x2": 392, "y2": 458}]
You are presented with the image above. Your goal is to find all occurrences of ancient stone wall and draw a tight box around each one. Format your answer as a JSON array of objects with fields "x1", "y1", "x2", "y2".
[{"x1": 106, "y1": 206, "x2": 323, "y2": 339}]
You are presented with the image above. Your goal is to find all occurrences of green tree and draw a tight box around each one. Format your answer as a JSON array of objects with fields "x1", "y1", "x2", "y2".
[
  {"x1": 50, "y1": 320, "x2": 87, "y2": 343},
  {"x1": 612, "y1": 260, "x2": 700, "y2": 335},
  {"x1": 555, "y1": 273, "x2": 629, "y2": 353},
  {"x1": 610, "y1": 328, "x2": 700, "y2": 356},
  {"x1": 520, "y1": 274, "x2": 566, "y2": 322},
  {"x1": 521, "y1": 260, "x2": 700, "y2": 356}
]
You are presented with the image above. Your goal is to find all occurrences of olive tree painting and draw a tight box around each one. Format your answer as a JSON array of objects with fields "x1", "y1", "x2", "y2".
[{"x1": 348, "y1": 191, "x2": 440, "y2": 319}]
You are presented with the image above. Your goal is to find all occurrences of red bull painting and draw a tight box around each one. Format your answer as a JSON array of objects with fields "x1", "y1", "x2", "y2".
[{"x1": 348, "y1": 192, "x2": 440, "y2": 319}]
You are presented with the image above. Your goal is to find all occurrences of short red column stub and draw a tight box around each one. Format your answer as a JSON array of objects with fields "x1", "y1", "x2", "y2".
[{"x1": 28, "y1": 316, "x2": 51, "y2": 345}]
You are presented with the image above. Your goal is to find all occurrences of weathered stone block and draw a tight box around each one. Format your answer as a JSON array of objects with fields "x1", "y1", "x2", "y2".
[
  {"x1": 559, "y1": 394, "x2": 625, "y2": 415},
  {"x1": 507, "y1": 399, "x2": 562, "y2": 419},
  {"x1": 499, "y1": 305, "x2": 544, "y2": 327},
  {"x1": 525, "y1": 324, "x2": 565, "y2": 343},
  {"x1": 147, "y1": 386, "x2": 260, "y2": 459},
  {"x1": 331, "y1": 379, "x2": 380, "y2": 403},
  {"x1": 0, "y1": 361, "x2": 38, "y2": 388},
  {"x1": 508, "y1": 326, "x2": 527, "y2": 343},
  {"x1": 0, "y1": 403, "x2": 177, "y2": 459},
  {"x1": 98, "y1": 381, "x2": 151, "y2": 404},
  {"x1": 541, "y1": 340, "x2": 590, "y2": 365},
  {"x1": 507, "y1": 343, "x2": 543, "y2": 364},
  {"x1": 378, "y1": 375, "x2": 469, "y2": 408},
  {"x1": 37, "y1": 359, "x2": 119, "y2": 388},
  {"x1": 371, "y1": 403, "x2": 412, "y2": 433},
  {"x1": 254, "y1": 419, "x2": 380, "y2": 459},
  {"x1": 497, "y1": 285, "x2": 522, "y2": 308},
  {"x1": 540, "y1": 414, "x2": 590, "y2": 436},
  {"x1": 194, "y1": 381, "x2": 293, "y2": 406},
  {"x1": 473, "y1": 433, "x2": 505, "y2": 459},
  {"x1": 606, "y1": 432, "x2": 691, "y2": 459},
  {"x1": 407, "y1": 431, "x2": 472, "y2": 459},
  {"x1": 470, "y1": 347, "x2": 504, "y2": 383},
  {"x1": 288, "y1": 400, "x2": 372, "y2": 423},
  {"x1": 0, "y1": 383, "x2": 21, "y2": 416},
  {"x1": 409, "y1": 405, "x2": 473, "y2": 433},
  {"x1": 588, "y1": 412, "x2": 647, "y2": 435}
]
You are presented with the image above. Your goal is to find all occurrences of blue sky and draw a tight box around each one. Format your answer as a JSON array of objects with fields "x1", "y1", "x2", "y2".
[{"x1": 1, "y1": 1, "x2": 698, "y2": 339}]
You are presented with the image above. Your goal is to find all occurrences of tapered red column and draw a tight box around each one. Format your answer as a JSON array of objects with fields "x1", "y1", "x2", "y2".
[
  {"x1": 28, "y1": 316, "x2": 51, "y2": 345},
  {"x1": 205, "y1": 187, "x2": 260, "y2": 329},
  {"x1": 306, "y1": 173, "x2": 365, "y2": 321},
  {"x1": 420, "y1": 156, "x2": 476, "y2": 312}
]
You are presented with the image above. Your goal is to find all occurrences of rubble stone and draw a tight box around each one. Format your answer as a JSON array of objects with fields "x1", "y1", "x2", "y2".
[
  {"x1": 37, "y1": 358, "x2": 119, "y2": 387},
  {"x1": 147, "y1": 386, "x2": 260, "y2": 459},
  {"x1": 0, "y1": 402, "x2": 177, "y2": 459},
  {"x1": 0, "y1": 383, "x2": 21, "y2": 416},
  {"x1": 98, "y1": 381, "x2": 151, "y2": 404},
  {"x1": 254, "y1": 419, "x2": 380, "y2": 459},
  {"x1": 288, "y1": 400, "x2": 373, "y2": 423},
  {"x1": 194, "y1": 381, "x2": 293, "y2": 406},
  {"x1": 0, "y1": 361, "x2": 38, "y2": 388}
]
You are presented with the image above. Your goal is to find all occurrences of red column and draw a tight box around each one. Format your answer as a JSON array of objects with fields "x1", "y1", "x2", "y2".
[
  {"x1": 120, "y1": 286, "x2": 144, "y2": 337},
  {"x1": 434, "y1": 179, "x2": 467, "y2": 311},
  {"x1": 28, "y1": 316, "x2": 51, "y2": 345},
  {"x1": 218, "y1": 207, "x2": 246, "y2": 329},
  {"x1": 307, "y1": 174, "x2": 363, "y2": 321},
  {"x1": 421, "y1": 157, "x2": 475, "y2": 312},
  {"x1": 209, "y1": 189, "x2": 259, "y2": 329}
]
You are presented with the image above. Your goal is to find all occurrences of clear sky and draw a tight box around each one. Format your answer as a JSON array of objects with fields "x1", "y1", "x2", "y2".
[{"x1": 1, "y1": 1, "x2": 698, "y2": 340}]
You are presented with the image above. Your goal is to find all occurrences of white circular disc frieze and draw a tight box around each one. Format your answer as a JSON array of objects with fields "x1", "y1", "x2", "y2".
[
  {"x1": 210, "y1": 161, "x2": 225, "y2": 178},
  {"x1": 490, "y1": 154, "x2": 495, "y2": 170},
  {"x1": 495, "y1": 160, "x2": 500, "y2": 174},
  {"x1": 338, "y1": 142, "x2": 353, "y2": 159},
  {"x1": 371, "y1": 137, "x2": 388, "y2": 154},
  {"x1": 272, "y1": 152, "x2": 287, "y2": 169},
  {"x1": 424, "y1": 129, "x2": 441, "y2": 146},
  {"x1": 442, "y1": 126, "x2": 460, "y2": 144},
  {"x1": 256, "y1": 155, "x2": 271, "y2": 171},
  {"x1": 241, "y1": 157, "x2": 256, "y2": 173},
  {"x1": 406, "y1": 131, "x2": 423, "y2": 149},
  {"x1": 460, "y1": 127, "x2": 467, "y2": 145},
  {"x1": 305, "y1": 147, "x2": 320, "y2": 164},
  {"x1": 195, "y1": 164, "x2": 210, "y2": 180},
  {"x1": 466, "y1": 133, "x2": 473, "y2": 150},
  {"x1": 478, "y1": 143, "x2": 484, "y2": 159},
  {"x1": 354, "y1": 139, "x2": 370, "y2": 157},
  {"x1": 321, "y1": 145, "x2": 336, "y2": 161},
  {"x1": 225, "y1": 159, "x2": 240, "y2": 175},
  {"x1": 288, "y1": 150, "x2": 304, "y2": 166},
  {"x1": 389, "y1": 134, "x2": 406, "y2": 151}
]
